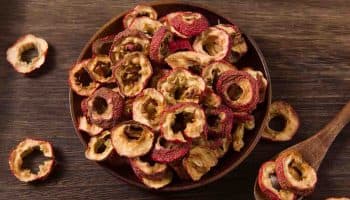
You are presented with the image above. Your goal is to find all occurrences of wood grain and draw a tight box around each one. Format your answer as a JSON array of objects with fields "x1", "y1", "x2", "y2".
[{"x1": 0, "y1": 0, "x2": 349, "y2": 199}]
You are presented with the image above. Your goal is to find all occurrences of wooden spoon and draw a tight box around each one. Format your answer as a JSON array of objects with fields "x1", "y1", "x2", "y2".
[{"x1": 254, "y1": 101, "x2": 350, "y2": 200}]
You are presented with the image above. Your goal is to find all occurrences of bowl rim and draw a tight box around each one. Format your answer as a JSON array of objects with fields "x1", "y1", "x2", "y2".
[{"x1": 69, "y1": 0, "x2": 272, "y2": 192}]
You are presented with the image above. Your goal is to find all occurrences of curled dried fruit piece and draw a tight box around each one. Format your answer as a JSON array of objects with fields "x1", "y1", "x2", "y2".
[
  {"x1": 111, "y1": 121, "x2": 154, "y2": 157},
  {"x1": 69, "y1": 59, "x2": 100, "y2": 96},
  {"x1": 183, "y1": 146, "x2": 218, "y2": 181},
  {"x1": 232, "y1": 118, "x2": 255, "y2": 152},
  {"x1": 216, "y1": 70, "x2": 259, "y2": 112},
  {"x1": 275, "y1": 151, "x2": 317, "y2": 196},
  {"x1": 92, "y1": 34, "x2": 115, "y2": 55},
  {"x1": 200, "y1": 88, "x2": 222, "y2": 108},
  {"x1": 85, "y1": 130, "x2": 114, "y2": 161},
  {"x1": 140, "y1": 169, "x2": 173, "y2": 189},
  {"x1": 6, "y1": 34, "x2": 48, "y2": 74},
  {"x1": 151, "y1": 136, "x2": 191, "y2": 163},
  {"x1": 262, "y1": 101, "x2": 299, "y2": 142},
  {"x1": 169, "y1": 160, "x2": 190, "y2": 180},
  {"x1": 9, "y1": 138, "x2": 55, "y2": 182},
  {"x1": 132, "y1": 88, "x2": 166, "y2": 131},
  {"x1": 206, "y1": 105, "x2": 233, "y2": 137},
  {"x1": 243, "y1": 67, "x2": 268, "y2": 103},
  {"x1": 164, "y1": 51, "x2": 211, "y2": 75},
  {"x1": 113, "y1": 52, "x2": 153, "y2": 97},
  {"x1": 157, "y1": 68, "x2": 206, "y2": 104},
  {"x1": 193, "y1": 27, "x2": 232, "y2": 61},
  {"x1": 123, "y1": 5, "x2": 158, "y2": 28},
  {"x1": 202, "y1": 60, "x2": 236, "y2": 87},
  {"x1": 87, "y1": 87, "x2": 124, "y2": 129},
  {"x1": 149, "y1": 27, "x2": 173, "y2": 63},
  {"x1": 168, "y1": 12, "x2": 209, "y2": 38},
  {"x1": 109, "y1": 29, "x2": 150, "y2": 64},
  {"x1": 168, "y1": 38, "x2": 193, "y2": 53},
  {"x1": 78, "y1": 116, "x2": 103, "y2": 136},
  {"x1": 161, "y1": 103, "x2": 206, "y2": 142},
  {"x1": 258, "y1": 161, "x2": 296, "y2": 200},
  {"x1": 129, "y1": 17, "x2": 163, "y2": 38},
  {"x1": 130, "y1": 156, "x2": 168, "y2": 180},
  {"x1": 232, "y1": 111, "x2": 254, "y2": 124},
  {"x1": 86, "y1": 55, "x2": 114, "y2": 83}
]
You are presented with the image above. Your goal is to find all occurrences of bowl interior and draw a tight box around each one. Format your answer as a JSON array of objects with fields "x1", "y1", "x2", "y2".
[{"x1": 69, "y1": 2, "x2": 271, "y2": 191}]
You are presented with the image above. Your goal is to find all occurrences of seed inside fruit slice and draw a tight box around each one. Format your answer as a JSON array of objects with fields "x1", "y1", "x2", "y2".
[
  {"x1": 202, "y1": 60, "x2": 237, "y2": 88},
  {"x1": 85, "y1": 130, "x2": 114, "y2": 161},
  {"x1": 123, "y1": 5, "x2": 158, "y2": 28},
  {"x1": 129, "y1": 17, "x2": 163, "y2": 38},
  {"x1": 151, "y1": 136, "x2": 191, "y2": 163},
  {"x1": 92, "y1": 34, "x2": 115, "y2": 55},
  {"x1": 149, "y1": 27, "x2": 173, "y2": 63},
  {"x1": 165, "y1": 51, "x2": 211, "y2": 75},
  {"x1": 168, "y1": 12, "x2": 209, "y2": 38},
  {"x1": 86, "y1": 55, "x2": 114, "y2": 83}
]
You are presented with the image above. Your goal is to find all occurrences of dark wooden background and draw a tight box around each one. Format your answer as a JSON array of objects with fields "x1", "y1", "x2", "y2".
[{"x1": 0, "y1": 0, "x2": 349, "y2": 199}]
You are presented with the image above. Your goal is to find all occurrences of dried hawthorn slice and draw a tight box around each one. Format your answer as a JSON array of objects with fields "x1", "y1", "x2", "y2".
[
  {"x1": 168, "y1": 12, "x2": 209, "y2": 38},
  {"x1": 232, "y1": 118, "x2": 255, "y2": 152},
  {"x1": 275, "y1": 151, "x2": 317, "y2": 196},
  {"x1": 182, "y1": 146, "x2": 218, "y2": 181},
  {"x1": 9, "y1": 138, "x2": 55, "y2": 182},
  {"x1": 200, "y1": 88, "x2": 222, "y2": 108},
  {"x1": 69, "y1": 59, "x2": 100, "y2": 96},
  {"x1": 109, "y1": 29, "x2": 150, "y2": 64},
  {"x1": 6, "y1": 34, "x2": 48, "y2": 74},
  {"x1": 160, "y1": 103, "x2": 206, "y2": 142},
  {"x1": 193, "y1": 27, "x2": 232, "y2": 61},
  {"x1": 123, "y1": 5, "x2": 158, "y2": 28},
  {"x1": 206, "y1": 105, "x2": 234, "y2": 137},
  {"x1": 149, "y1": 27, "x2": 173, "y2": 63},
  {"x1": 160, "y1": 12, "x2": 188, "y2": 38},
  {"x1": 216, "y1": 24, "x2": 248, "y2": 63},
  {"x1": 85, "y1": 130, "x2": 114, "y2": 161},
  {"x1": 326, "y1": 198, "x2": 350, "y2": 200},
  {"x1": 168, "y1": 38, "x2": 193, "y2": 53},
  {"x1": 169, "y1": 160, "x2": 191, "y2": 180},
  {"x1": 148, "y1": 69, "x2": 170, "y2": 88},
  {"x1": 258, "y1": 161, "x2": 296, "y2": 200},
  {"x1": 243, "y1": 67, "x2": 268, "y2": 103},
  {"x1": 92, "y1": 34, "x2": 115, "y2": 55},
  {"x1": 262, "y1": 101, "x2": 299, "y2": 142},
  {"x1": 111, "y1": 121, "x2": 154, "y2": 158},
  {"x1": 129, "y1": 17, "x2": 163, "y2": 38},
  {"x1": 204, "y1": 133, "x2": 232, "y2": 158},
  {"x1": 232, "y1": 111, "x2": 254, "y2": 124},
  {"x1": 216, "y1": 70, "x2": 259, "y2": 112},
  {"x1": 132, "y1": 88, "x2": 166, "y2": 131},
  {"x1": 129, "y1": 156, "x2": 168, "y2": 180},
  {"x1": 164, "y1": 51, "x2": 211, "y2": 75},
  {"x1": 202, "y1": 60, "x2": 237, "y2": 88},
  {"x1": 113, "y1": 52, "x2": 153, "y2": 97},
  {"x1": 87, "y1": 87, "x2": 124, "y2": 129},
  {"x1": 78, "y1": 116, "x2": 103, "y2": 136},
  {"x1": 151, "y1": 136, "x2": 191, "y2": 163},
  {"x1": 157, "y1": 68, "x2": 206, "y2": 104},
  {"x1": 140, "y1": 169, "x2": 173, "y2": 189},
  {"x1": 86, "y1": 55, "x2": 114, "y2": 83}
]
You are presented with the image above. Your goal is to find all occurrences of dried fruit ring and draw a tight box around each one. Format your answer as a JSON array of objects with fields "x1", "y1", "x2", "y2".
[
  {"x1": 157, "y1": 68, "x2": 206, "y2": 104},
  {"x1": 113, "y1": 52, "x2": 153, "y2": 97},
  {"x1": 111, "y1": 121, "x2": 154, "y2": 157},
  {"x1": 205, "y1": 105, "x2": 234, "y2": 137},
  {"x1": 85, "y1": 131, "x2": 114, "y2": 161},
  {"x1": 132, "y1": 88, "x2": 166, "y2": 131},
  {"x1": 168, "y1": 12, "x2": 209, "y2": 38},
  {"x1": 86, "y1": 87, "x2": 124, "y2": 129},
  {"x1": 151, "y1": 136, "x2": 191, "y2": 163},
  {"x1": 6, "y1": 34, "x2": 48, "y2": 74},
  {"x1": 92, "y1": 34, "x2": 115, "y2": 55},
  {"x1": 129, "y1": 156, "x2": 168, "y2": 180},
  {"x1": 78, "y1": 116, "x2": 103, "y2": 136},
  {"x1": 140, "y1": 169, "x2": 173, "y2": 189},
  {"x1": 262, "y1": 101, "x2": 299, "y2": 142},
  {"x1": 9, "y1": 138, "x2": 55, "y2": 182},
  {"x1": 201, "y1": 60, "x2": 237, "y2": 87},
  {"x1": 216, "y1": 70, "x2": 259, "y2": 112},
  {"x1": 149, "y1": 27, "x2": 173, "y2": 63},
  {"x1": 123, "y1": 5, "x2": 158, "y2": 28},
  {"x1": 129, "y1": 17, "x2": 163, "y2": 38},
  {"x1": 275, "y1": 151, "x2": 317, "y2": 196},
  {"x1": 86, "y1": 55, "x2": 114, "y2": 83},
  {"x1": 243, "y1": 67, "x2": 268, "y2": 103},
  {"x1": 258, "y1": 161, "x2": 296, "y2": 200},
  {"x1": 193, "y1": 27, "x2": 232, "y2": 61},
  {"x1": 165, "y1": 51, "x2": 211, "y2": 75},
  {"x1": 160, "y1": 103, "x2": 206, "y2": 143}
]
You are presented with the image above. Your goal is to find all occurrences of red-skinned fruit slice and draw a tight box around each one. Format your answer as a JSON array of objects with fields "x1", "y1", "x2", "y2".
[
  {"x1": 201, "y1": 60, "x2": 237, "y2": 88},
  {"x1": 78, "y1": 116, "x2": 103, "y2": 136},
  {"x1": 85, "y1": 55, "x2": 114, "y2": 83},
  {"x1": 122, "y1": 98, "x2": 135, "y2": 120},
  {"x1": 140, "y1": 169, "x2": 173, "y2": 189},
  {"x1": 109, "y1": 29, "x2": 150, "y2": 64},
  {"x1": 275, "y1": 151, "x2": 317, "y2": 196},
  {"x1": 85, "y1": 130, "x2": 114, "y2": 161},
  {"x1": 216, "y1": 70, "x2": 259, "y2": 113},
  {"x1": 129, "y1": 17, "x2": 163, "y2": 38},
  {"x1": 168, "y1": 12, "x2": 209, "y2": 38},
  {"x1": 148, "y1": 69, "x2": 170, "y2": 88},
  {"x1": 201, "y1": 133, "x2": 232, "y2": 158},
  {"x1": 132, "y1": 88, "x2": 166, "y2": 131},
  {"x1": 200, "y1": 88, "x2": 222, "y2": 108},
  {"x1": 193, "y1": 27, "x2": 232, "y2": 61},
  {"x1": 111, "y1": 121, "x2": 154, "y2": 158},
  {"x1": 205, "y1": 105, "x2": 234, "y2": 137},
  {"x1": 168, "y1": 38, "x2": 193, "y2": 53},
  {"x1": 262, "y1": 101, "x2": 299, "y2": 142},
  {"x1": 9, "y1": 138, "x2": 55, "y2": 182},
  {"x1": 164, "y1": 51, "x2": 211, "y2": 75},
  {"x1": 123, "y1": 5, "x2": 158, "y2": 28},
  {"x1": 68, "y1": 59, "x2": 100, "y2": 96},
  {"x1": 160, "y1": 103, "x2": 206, "y2": 143},
  {"x1": 243, "y1": 67, "x2": 268, "y2": 103},
  {"x1": 149, "y1": 27, "x2": 173, "y2": 63},
  {"x1": 113, "y1": 52, "x2": 153, "y2": 97},
  {"x1": 129, "y1": 156, "x2": 168, "y2": 180},
  {"x1": 151, "y1": 136, "x2": 191, "y2": 163},
  {"x1": 258, "y1": 161, "x2": 297, "y2": 200},
  {"x1": 232, "y1": 111, "x2": 254, "y2": 124},
  {"x1": 160, "y1": 12, "x2": 188, "y2": 38},
  {"x1": 87, "y1": 87, "x2": 124, "y2": 129},
  {"x1": 157, "y1": 68, "x2": 206, "y2": 104},
  {"x1": 6, "y1": 34, "x2": 48, "y2": 74},
  {"x1": 92, "y1": 34, "x2": 115, "y2": 55}
]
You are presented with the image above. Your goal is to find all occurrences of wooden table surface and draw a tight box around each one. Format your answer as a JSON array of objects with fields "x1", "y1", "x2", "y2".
[{"x1": 0, "y1": 0, "x2": 349, "y2": 199}]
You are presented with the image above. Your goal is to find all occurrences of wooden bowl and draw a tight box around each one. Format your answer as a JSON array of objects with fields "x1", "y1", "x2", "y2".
[{"x1": 69, "y1": 1, "x2": 271, "y2": 191}]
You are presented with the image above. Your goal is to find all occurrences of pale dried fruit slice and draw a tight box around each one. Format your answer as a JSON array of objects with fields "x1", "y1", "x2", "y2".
[
  {"x1": 151, "y1": 136, "x2": 191, "y2": 163},
  {"x1": 200, "y1": 88, "x2": 222, "y2": 108},
  {"x1": 68, "y1": 59, "x2": 100, "y2": 96},
  {"x1": 113, "y1": 52, "x2": 153, "y2": 97},
  {"x1": 157, "y1": 68, "x2": 206, "y2": 104},
  {"x1": 78, "y1": 116, "x2": 104, "y2": 136},
  {"x1": 129, "y1": 156, "x2": 168, "y2": 179},
  {"x1": 111, "y1": 121, "x2": 154, "y2": 158},
  {"x1": 129, "y1": 17, "x2": 163, "y2": 38},
  {"x1": 168, "y1": 38, "x2": 193, "y2": 53},
  {"x1": 86, "y1": 55, "x2": 114, "y2": 83},
  {"x1": 141, "y1": 169, "x2": 173, "y2": 189},
  {"x1": 149, "y1": 27, "x2": 173, "y2": 63},
  {"x1": 262, "y1": 101, "x2": 299, "y2": 142},
  {"x1": 92, "y1": 34, "x2": 115, "y2": 55},
  {"x1": 193, "y1": 27, "x2": 232, "y2": 61},
  {"x1": 202, "y1": 60, "x2": 237, "y2": 87},
  {"x1": 168, "y1": 12, "x2": 209, "y2": 38},
  {"x1": 9, "y1": 138, "x2": 55, "y2": 182},
  {"x1": 132, "y1": 88, "x2": 166, "y2": 131},
  {"x1": 6, "y1": 34, "x2": 48, "y2": 74},
  {"x1": 243, "y1": 67, "x2": 268, "y2": 103},
  {"x1": 232, "y1": 118, "x2": 255, "y2": 152},
  {"x1": 165, "y1": 51, "x2": 211, "y2": 75},
  {"x1": 206, "y1": 105, "x2": 234, "y2": 136},
  {"x1": 160, "y1": 103, "x2": 206, "y2": 143},
  {"x1": 123, "y1": 5, "x2": 158, "y2": 28},
  {"x1": 85, "y1": 130, "x2": 114, "y2": 161},
  {"x1": 258, "y1": 161, "x2": 296, "y2": 200}
]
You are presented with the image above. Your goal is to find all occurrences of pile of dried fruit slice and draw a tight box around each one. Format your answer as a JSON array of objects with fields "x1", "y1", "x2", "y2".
[{"x1": 69, "y1": 5, "x2": 268, "y2": 189}]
